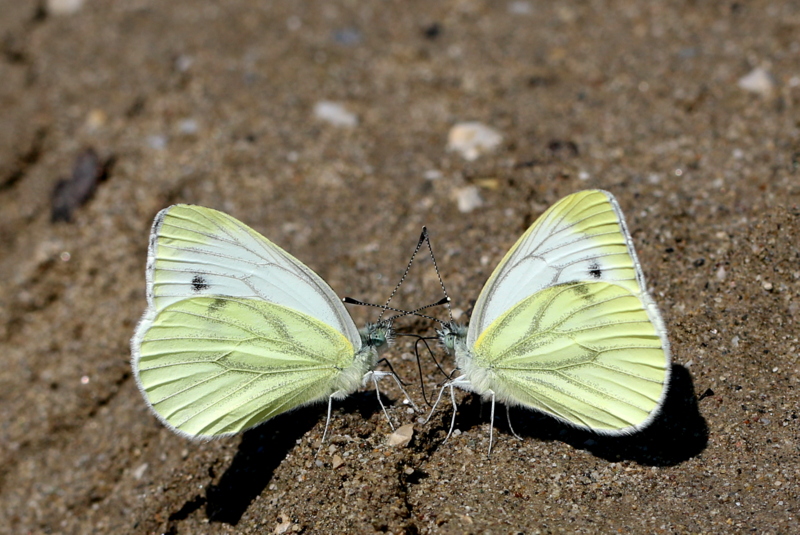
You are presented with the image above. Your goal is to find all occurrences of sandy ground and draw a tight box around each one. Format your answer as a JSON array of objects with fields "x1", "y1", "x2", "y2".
[{"x1": 1, "y1": 1, "x2": 799, "y2": 533}]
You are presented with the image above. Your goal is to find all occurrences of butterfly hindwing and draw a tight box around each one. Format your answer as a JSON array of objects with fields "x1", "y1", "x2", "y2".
[
  {"x1": 469, "y1": 281, "x2": 669, "y2": 432},
  {"x1": 137, "y1": 296, "x2": 359, "y2": 437}
]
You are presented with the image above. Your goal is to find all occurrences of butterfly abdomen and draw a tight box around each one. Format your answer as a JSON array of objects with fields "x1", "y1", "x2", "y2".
[{"x1": 333, "y1": 345, "x2": 378, "y2": 396}]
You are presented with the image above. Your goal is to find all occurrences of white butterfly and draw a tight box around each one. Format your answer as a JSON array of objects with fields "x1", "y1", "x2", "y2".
[
  {"x1": 131, "y1": 205, "x2": 415, "y2": 441},
  {"x1": 428, "y1": 190, "x2": 671, "y2": 453}
]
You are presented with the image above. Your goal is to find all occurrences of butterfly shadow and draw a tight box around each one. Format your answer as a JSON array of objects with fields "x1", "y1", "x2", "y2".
[
  {"x1": 202, "y1": 390, "x2": 393, "y2": 526},
  {"x1": 439, "y1": 364, "x2": 708, "y2": 466}
]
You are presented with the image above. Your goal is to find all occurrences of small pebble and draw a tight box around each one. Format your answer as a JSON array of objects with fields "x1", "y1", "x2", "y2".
[
  {"x1": 175, "y1": 55, "x2": 194, "y2": 72},
  {"x1": 474, "y1": 178, "x2": 500, "y2": 190},
  {"x1": 147, "y1": 135, "x2": 167, "y2": 150},
  {"x1": 507, "y1": 1, "x2": 533, "y2": 15},
  {"x1": 738, "y1": 67, "x2": 776, "y2": 97},
  {"x1": 85, "y1": 109, "x2": 107, "y2": 131},
  {"x1": 332, "y1": 454, "x2": 344, "y2": 469},
  {"x1": 762, "y1": 281, "x2": 773, "y2": 291},
  {"x1": 333, "y1": 28, "x2": 362, "y2": 46},
  {"x1": 286, "y1": 16, "x2": 302, "y2": 31},
  {"x1": 447, "y1": 122, "x2": 503, "y2": 161},
  {"x1": 274, "y1": 514, "x2": 293, "y2": 534},
  {"x1": 132, "y1": 463, "x2": 148, "y2": 480},
  {"x1": 388, "y1": 424, "x2": 414, "y2": 447},
  {"x1": 313, "y1": 101, "x2": 358, "y2": 127},
  {"x1": 178, "y1": 119, "x2": 199, "y2": 135},
  {"x1": 47, "y1": 0, "x2": 84, "y2": 15},
  {"x1": 51, "y1": 148, "x2": 105, "y2": 223},
  {"x1": 454, "y1": 186, "x2": 484, "y2": 213}
]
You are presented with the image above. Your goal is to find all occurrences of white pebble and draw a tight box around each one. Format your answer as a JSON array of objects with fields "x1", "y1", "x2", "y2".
[
  {"x1": 454, "y1": 186, "x2": 483, "y2": 213},
  {"x1": 447, "y1": 122, "x2": 503, "y2": 161},
  {"x1": 507, "y1": 1, "x2": 533, "y2": 15},
  {"x1": 424, "y1": 169, "x2": 443, "y2": 180},
  {"x1": 147, "y1": 135, "x2": 167, "y2": 150},
  {"x1": 313, "y1": 101, "x2": 358, "y2": 127},
  {"x1": 47, "y1": 0, "x2": 84, "y2": 15},
  {"x1": 132, "y1": 463, "x2": 148, "y2": 480},
  {"x1": 178, "y1": 119, "x2": 199, "y2": 135},
  {"x1": 738, "y1": 67, "x2": 776, "y2": 97},
  {"x1": 387, "y1": 424, "x2": 414, "y2": 447},
  {"x1": 175, "y1": 55, "x2": 194, "y2": 72},
  {"x1": 286, "y1": 16, "x2": 302, "y2": 31}
]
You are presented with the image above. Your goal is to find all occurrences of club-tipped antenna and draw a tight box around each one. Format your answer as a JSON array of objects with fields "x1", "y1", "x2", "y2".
[
  {"x1": 377, "y1": 226, "x2": 430, "y2": 323},
  {"x1": 421, "y1": 226, "x2": 453, "y2": 323},
  {"x1": 343, "y1": 296, "x2": 450, "y2": 325}
]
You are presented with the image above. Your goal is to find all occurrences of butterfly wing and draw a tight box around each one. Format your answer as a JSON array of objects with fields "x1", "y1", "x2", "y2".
[
  {"x1": 131, "y1": 205, "x2": 367, "y2": 437},
  {"x1": 468, "y1": 190, "x2": 656, "y2": 348},
  {"x1": 136, "y1": 296, "x2": 361, "y2": 437},
  {"x1": 139, "y1": 204, "x2": 361, "y2": 347},
  {"x1": 468, "y1": 281, "x2": 669, "y2": 433}
]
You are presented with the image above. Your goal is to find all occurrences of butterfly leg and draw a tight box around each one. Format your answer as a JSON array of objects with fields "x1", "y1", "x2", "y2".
[
  {"x1": 506, "y1": 405, "x2": 522, "y2": 440},
  {"x1": 488, "y1": 390, "x2": 496, "y2": 456},
  {"x1": 423, "y1": 382, "x2": 449, "y2": 424},
  {"x1": 367, "y1": 372, "x2": 396, "y2": 431},
  {"x1": 317, "y1": 393, "x2": 338, "y2": 457},
  {"x1": 443, "y1": 383, "x2": 458, "y2": 443},
  {"x1": 374, "y1": 369, "x2": 420, "y2": 413}
]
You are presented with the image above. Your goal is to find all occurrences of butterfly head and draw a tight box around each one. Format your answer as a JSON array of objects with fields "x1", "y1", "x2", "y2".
[
  {"x1": 436, "y1": 321, "x2": 467, "y2": 352},
  {"x1": 360, "y1": 321, "x2": 394, "y2": 353}
]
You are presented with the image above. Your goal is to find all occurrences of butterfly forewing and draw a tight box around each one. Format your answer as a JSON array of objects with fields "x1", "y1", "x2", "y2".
[
  {"x1": 146, "y1": 205, "x2": 361, "y2": 347},
  {"x1": 471, "y1": 281, "x2": 669, "y2": 432},
  {"x1": 468, "y1": 190, "x2": 646, "y2": 347},
  {"x1": 137, "y1": 296, "x2": 356, "y2": 437}
]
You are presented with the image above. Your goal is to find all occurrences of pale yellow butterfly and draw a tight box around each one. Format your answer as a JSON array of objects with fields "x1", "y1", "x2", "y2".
[
  {"x1": 131, "y1": 205, "x2": 416, "y2": 441},
  {"x1": 427, "y1": 190, "x2": 671, "y2": 453}
]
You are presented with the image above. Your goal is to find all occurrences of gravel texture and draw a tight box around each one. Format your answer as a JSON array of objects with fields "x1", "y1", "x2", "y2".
[{"x1": 1, "y1": 1, "x2": 799, "y2": 533}]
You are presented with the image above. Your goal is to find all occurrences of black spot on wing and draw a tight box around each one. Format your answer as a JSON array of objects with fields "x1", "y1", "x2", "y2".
[
  {"x1": 192, "y1": 274, "x2": 210, "y2": 292},
  {"x1": 588, "y1": 261, "x2": 602, "y2": 279}
]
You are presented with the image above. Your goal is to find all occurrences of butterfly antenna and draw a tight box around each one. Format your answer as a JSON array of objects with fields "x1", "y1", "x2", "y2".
[
  {"x1": 422, "y1": 226, "x2": 454, "y2": 323},
  {"x1": 343, "y1": 296, "x2": 450, "y2": 325},
  {"x1": 385, "y1": 296, "x2": 450, "y2": 324},
  {"x1": 377, "y1": 226, "x2": 429, "y2": 323}
]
